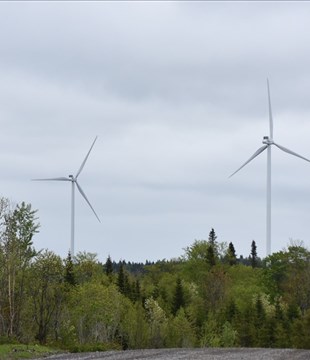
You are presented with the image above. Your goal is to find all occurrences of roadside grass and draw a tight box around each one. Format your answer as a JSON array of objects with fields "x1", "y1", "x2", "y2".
[{"x1": 0, "y1": 344, "x2": 59, "y2": 360}]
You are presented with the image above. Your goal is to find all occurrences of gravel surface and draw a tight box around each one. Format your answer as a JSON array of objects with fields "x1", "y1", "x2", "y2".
[{"x1": 42, "y1": 348, "x2": 310, "y2": 360}]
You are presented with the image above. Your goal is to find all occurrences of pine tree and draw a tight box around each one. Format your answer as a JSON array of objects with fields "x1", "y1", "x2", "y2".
[
  {"x1": 207, "y1": 228, "x2": 218, "y2": 266},
  {"x1": 133, "y1": 279, "x2": 141, "y2": 302},
  {"x1": 227, "y1": 242, "x2": 237, "y2": 266},
  {"x1": 208, "y1": 228, "x2": 217, "y2": 246},
  {"x1": 274, "y1": 298, "x2": 284, "y2": 321},
  {"x1": 225, "y1": 299, "x2": 238, "y2": 322},
  {"x1": 250, "y1": 240, "x2": 258, "y2": 268},
  {"x1": 172, "y1": 277, "x2": 185, "y2": 315},
  {"x1": 64, "y1": 251, "x2": 76, "y2": 286},
  {"x1": 117, "y1": 264, "x2": 126, "y2": 294},
  {"x1": 206, "y1": 246, "x2": 216, "y2": 267},
  {"x1": 105, "y1": 255, "x2": 113, "y2": 277}
]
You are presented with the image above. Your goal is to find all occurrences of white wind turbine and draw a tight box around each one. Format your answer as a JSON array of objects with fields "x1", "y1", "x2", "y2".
[
  {"x1": 33, "y1": 137, "x2": 100, "y2": 257},
  {"x1": 230, "y1": 80, "x2": 310, "y2": 256}
]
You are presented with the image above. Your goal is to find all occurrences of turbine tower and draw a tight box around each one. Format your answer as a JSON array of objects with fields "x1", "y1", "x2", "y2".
[
  {"x1": 33, "y1": 137, "x2": 100, "y2": 256},
  {"x1": 230, "y1": 80, "x2": 310, "y2": 256}
]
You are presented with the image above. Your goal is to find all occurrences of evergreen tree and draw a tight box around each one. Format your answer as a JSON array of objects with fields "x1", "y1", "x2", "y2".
[
  {"x1": 236, "y1": 304, "x2": 256, "y2": 347},
  {"x1": 105, "y1": 255, "x2": 113, "y2": 277},
  {"x1": 274, "y1": 298, "x2": 284, "y2": 321},
  {"x1": 117, "y1": 264, "x2": 132, "y2": 298},
  {"x1": 124, "y1": 272, "x2": 131, "y2": 298},
  {"x1": 64, "y1": 251, "x2": 76, "y2": 286},
  {"x1": 172, "y1": 277, "x2": 185, "y2": 315},
  {"x1": 206, "y1": 245, "x2": 216, "y2": 267},
  {"x1": 250, "y1": 240, "x2": 258, "y2": 268},
  {"x1": 226, "y1": 242, "x2": 237, "y2": 266},
  {"x1": 255, "y1": 296, "x2": 265, "y2": 321},
  {"x1": 225, "y1": 299, "x2": 238, "y2": 323},
  {"x1": 207, "y1": 228, "x2": 218, "y2": 266},
  {"x1": 133, "y1": 279, "x2": 141, "y2": 302},
  {"x1": 117, "y1": 264, "x2": 126, "y2": 294},
  {"x1": 208, "y1": 228, "x2": 217, "y2": 246}
]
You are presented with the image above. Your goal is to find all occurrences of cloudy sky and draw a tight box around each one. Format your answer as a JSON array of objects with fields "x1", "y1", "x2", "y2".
[{"x1": 1, "y1": 1, "x2": 310, "y2": 262}]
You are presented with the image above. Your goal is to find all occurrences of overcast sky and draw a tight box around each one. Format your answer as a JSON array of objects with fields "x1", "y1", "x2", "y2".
[{"x1": 1, "y1": 1, "x2": 310, "y2": 262}]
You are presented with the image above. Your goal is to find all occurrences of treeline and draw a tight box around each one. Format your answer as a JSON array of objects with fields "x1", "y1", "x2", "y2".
[{"x1": 0, "y1": 198, "x2": 310, "y2": 350}]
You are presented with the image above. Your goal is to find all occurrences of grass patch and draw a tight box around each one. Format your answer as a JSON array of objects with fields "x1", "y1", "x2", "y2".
[{"x1": 0, "y1": 344, "x2": 60, "y2": 360}]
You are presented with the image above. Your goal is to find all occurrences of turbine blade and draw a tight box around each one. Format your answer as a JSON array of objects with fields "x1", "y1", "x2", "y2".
[
  {"x1": 76, "y1": 136, "x2": 98, "y2": 178},
  {"x1": 75, "y1": 180, "x2": 101, "y2": 222},
  {"x1": 267, "y1": 79, "x2": 274, "y2": 139},
  {"x1": 274, "y1": 143, "x2": 310, "y2": 163},
  {"x1": 32, "y1": 177, "x2": 71, "y2": 181},
  {"x1": 229, "y1": 145, "x2": 268, "y2": 178}
]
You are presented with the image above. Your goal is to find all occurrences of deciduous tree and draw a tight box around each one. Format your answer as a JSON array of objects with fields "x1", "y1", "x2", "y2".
[{"x1": 0, "y1": 201, "x2": 39, "y2": 337}]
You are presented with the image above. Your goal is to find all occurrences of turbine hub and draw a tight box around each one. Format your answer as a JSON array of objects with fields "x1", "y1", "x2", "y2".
[{"x1": 262, "y1": 136, "x2": 273, "y2": 145}]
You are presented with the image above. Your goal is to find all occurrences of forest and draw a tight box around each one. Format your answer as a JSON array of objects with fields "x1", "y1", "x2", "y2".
[{"x1": 0, "y1": 198, "x2": 310, "y2": 351}]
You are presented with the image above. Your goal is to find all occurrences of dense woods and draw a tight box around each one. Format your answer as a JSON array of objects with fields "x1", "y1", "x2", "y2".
[{"x1": 0, "y1": 198, "x2": 310, "y2": 350}]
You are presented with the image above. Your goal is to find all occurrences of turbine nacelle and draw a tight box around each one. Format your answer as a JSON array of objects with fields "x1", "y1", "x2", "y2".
[{"x1": 262, "y1": 136, "x2": 274, "y2": 145}]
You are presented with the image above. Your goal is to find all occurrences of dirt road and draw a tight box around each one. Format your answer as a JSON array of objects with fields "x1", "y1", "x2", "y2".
[{"x1": 44, "y1": 348, "x2": 310, "y2": 360}]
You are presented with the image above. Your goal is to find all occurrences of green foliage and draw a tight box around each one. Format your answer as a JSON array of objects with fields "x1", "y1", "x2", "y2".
[
  {"x1": 182, "y1": 240, "x2": 213, "y2": 282},
  {"x1": 263, "y1": 245, "x2": 310, "y2": 312},
  {"x1": 225, "y1": 242, "x2": 237, "y2": 266},
  {"x1": 144, "y1": 297, "x2": 168, "y2": 348},
  {"x1": 0, "y1": 201, "x2": 39, "y2": 338},
  {"x1": 117, "y1": 264, "x2": 126, "y2": 295},
  {"x1": 105, "y1": 256, "x2": 113, "y2": 277},
  {"x1": 208, "y1": 228, "x2": 217, "y2": 247},
  {"x1": 123, "y1": 303, "x2": 149, "y2": 349},
  {"x1": 171, "y1": 278, "x2": 185, "y2": 316},
  {"x1": 206, "y1": 246, "x2": 216, "y2": 267},
  {"x1": 73, "y1": 251, "x2": 102, "y2": 284},
  {"x1": 200, "y1": 314, "x2": 222, "y2": 347},
  {"x1": 166, "y1": 308, "x2": 197, "y2": 347},
  {"x1": 67, "y1": 282, "x2": 137, "y2": 348},
  {"x1": 1, "y1": 198, "x2": 310, "y2": 350},
  {"x1": 227, "y1": 265, "x2": 266, "y2": 309},
  {"x1": 220, "y1": 321, "x2": 238, "y2": 347},
  {"x1": 207, "y1": 228, "x2": 218, "y2": 266},
  {"x1": 64, "y1": 252, "x2": 76, "y2": 286},
  {"x1": 250, "y1": 240, "x2": 258, "y2": 268},
  {"x1": 0, "y1": 344, "x2": 58, "y2": 359},
  {"x1": 27, "y1": 251, "x2": 64, "y2": 344},
  {"x1": 202, "y1": 266, "x2": 229, "y2": 313},
  {"x1": 291, "y1": 309, "x2": 310, "y2": 349}
]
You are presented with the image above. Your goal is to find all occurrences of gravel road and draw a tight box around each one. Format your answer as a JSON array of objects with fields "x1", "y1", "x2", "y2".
[{"x1": 43, "y1": 348, "x2": 310, "y2": 360}]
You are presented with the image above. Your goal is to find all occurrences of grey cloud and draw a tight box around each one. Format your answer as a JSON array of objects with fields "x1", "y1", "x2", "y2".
[{"x1": 1, "y1": 2, "x2": 310, "y2": 261}]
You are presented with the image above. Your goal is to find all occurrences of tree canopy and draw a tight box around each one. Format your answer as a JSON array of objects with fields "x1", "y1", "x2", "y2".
[{"x1": 0, "y1": 201, "x2": 309, "y2": 350}]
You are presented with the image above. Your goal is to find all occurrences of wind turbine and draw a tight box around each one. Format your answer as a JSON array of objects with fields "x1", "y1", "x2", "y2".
[
  {"x1": 33, "y1": 137, "x2": 100, "y2": 257},
  {"x1": 230, "y1": 80, "x2": 310, "y2": 256}
]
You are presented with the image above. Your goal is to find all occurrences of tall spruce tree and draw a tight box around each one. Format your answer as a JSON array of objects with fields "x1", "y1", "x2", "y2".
[
  {"x1": 117, "y1": 264, "x2": 131, "y2": 297},
  {"x1": 117, "y1": 264, "x2": 126, "y2": 294},
  {"x1": 207, "y1": 228, "x2": 218, "y2": 266},
  {"x1": 251, "y1": 240, "x2": 258, "y2": 268},
  {"x1": 105, "y1": 255, "x2": 113, "y2": 277},
  {"x1": 227, "y1": 242, "x2": 237, "y2": 266},
  {"x1": 206, "y1": 246, "x2": 216, "y2": 267},
  {"x1": 64, "y1": 251, "x2": 76, "y2": 286},
  {"x1": 208, "y1": 228, "x2": 217, "y2": 246},
  {"x1": 172, "y1": 277, "x2": 185, "y2": 315}
]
